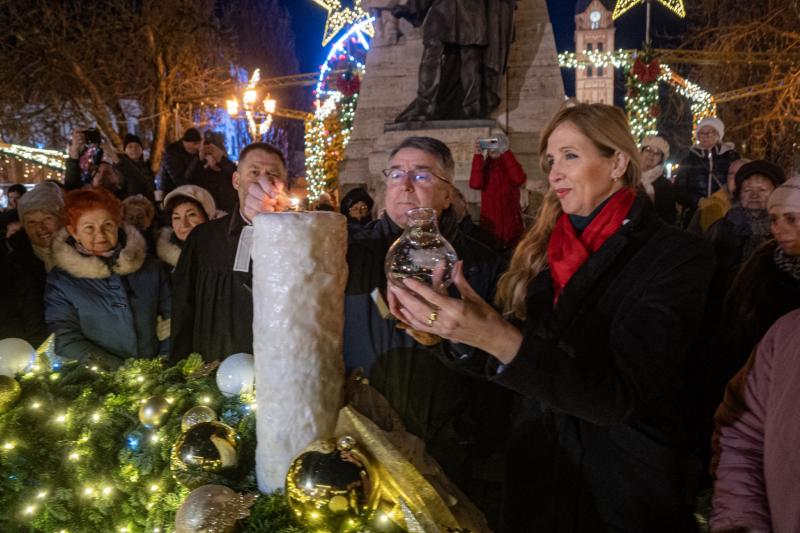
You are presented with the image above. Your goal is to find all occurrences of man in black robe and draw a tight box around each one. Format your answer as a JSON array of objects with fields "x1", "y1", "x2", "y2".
[{"x1": 170, "y1": 142, "x2": 288, "y2": 362}]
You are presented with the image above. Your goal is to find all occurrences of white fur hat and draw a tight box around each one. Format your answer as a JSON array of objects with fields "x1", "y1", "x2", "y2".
[
  {"x1": 641, "y1": 135, "x2": 670, "y2": 160},
  {"x1": 164, "y1": 185, "x2": 218, "y2": 220},
  {"x1": 696, "y1": 117, "x2": 725, "y2": 140},
  {"x1": 768, "y1": 175, "x2": 800, "y2": 211}
]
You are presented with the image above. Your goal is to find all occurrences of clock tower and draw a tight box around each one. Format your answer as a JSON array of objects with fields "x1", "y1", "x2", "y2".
[{"x1": 574, "y1": 0, "x2": 615, "y2": 105}]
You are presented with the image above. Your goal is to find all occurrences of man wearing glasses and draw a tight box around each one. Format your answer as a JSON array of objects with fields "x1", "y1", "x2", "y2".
[{"x1": 343, "y1": 137, "x2": 509, "y2": 524}]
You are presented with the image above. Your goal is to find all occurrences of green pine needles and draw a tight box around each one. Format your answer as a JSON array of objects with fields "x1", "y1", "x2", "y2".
[{"x1": 0, "y1": 355, "x2": 303, "y2": 532}]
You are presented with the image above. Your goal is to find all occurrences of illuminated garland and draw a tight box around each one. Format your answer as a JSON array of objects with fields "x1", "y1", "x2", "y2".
[
  {"x1": 304, "y1": 19, "x2": 371, "y2": 201},
  {"x1": 0, "y1": 143, "x2": 66, "y2": 183},
  {"x1": 0, "y1": 353, "x2": 356, "y2": 532},
  {"x1": 558, "y1": 50, "x2": 718, "y2": 140},
  {"x1": 313, "y1": 0, "x2": 373, "y2": 47},
  {"x1": 612, "y1": 0, "x2": 686, "y2": 19}
]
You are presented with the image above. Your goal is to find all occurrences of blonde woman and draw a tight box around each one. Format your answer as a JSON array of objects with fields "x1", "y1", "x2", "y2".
[{"x1": 388, "y1": 103, "x2": 714, "y2": 532}]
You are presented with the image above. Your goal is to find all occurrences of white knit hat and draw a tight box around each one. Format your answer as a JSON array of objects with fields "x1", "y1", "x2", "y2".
[
  {"x1": 17, "y1": 182, "x2": 64, "y2": 220},
  {"x1": 696, "y1": 117, "x2": 725, "y2": 141},
  {"x1": 641, "y1": 135, "x2": 670, "y2": 160},
  {"x1": 768, "y1": 175, "x2": 800, "y2": 211},
  {"x1": 164, "y1": 185, "x2": 218, "y2": 220}
]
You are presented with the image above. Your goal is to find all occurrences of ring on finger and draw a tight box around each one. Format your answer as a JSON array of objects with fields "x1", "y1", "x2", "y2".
[{"x1": 427, "y1": 310, "x2": 438, "y2": 327}]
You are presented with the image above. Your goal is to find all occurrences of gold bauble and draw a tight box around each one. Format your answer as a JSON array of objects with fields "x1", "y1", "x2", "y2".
[
  {"x1": 174, "y1": 484, "x2": 256, "y2": 533},
  {"x1": 138, "y1": 395, "x2": 170, "y2": 429},
  {"x1": 181, "y1": 405, "x2": 218, "y2": 432},
  {"x1": 285, "y1": 435, "x2": 380, "y2": 530},
  {"x1": 171, "y1": 422, "x2": 239, "y2": 489},
  {"x1": 0, "y1": 375, "x2": 21, "y2": 413}
]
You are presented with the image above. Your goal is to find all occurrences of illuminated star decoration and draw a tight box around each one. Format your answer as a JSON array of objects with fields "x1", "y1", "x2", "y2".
[
  {"x1": 313, "y1": 0, "x2": 373, "y2": 46},
  {"x1": 612, "y1": 0, "x2": 686, "y2": 19}
]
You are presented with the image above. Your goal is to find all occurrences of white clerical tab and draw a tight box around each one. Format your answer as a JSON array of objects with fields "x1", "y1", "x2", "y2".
[{"x1": 233, "y1": 225, "x2": 254, "y2": 272}]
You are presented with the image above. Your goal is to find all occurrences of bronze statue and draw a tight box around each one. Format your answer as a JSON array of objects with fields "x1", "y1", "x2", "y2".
[{"x1": 391, "y1": 0, "x2": 516, "y2": 122}]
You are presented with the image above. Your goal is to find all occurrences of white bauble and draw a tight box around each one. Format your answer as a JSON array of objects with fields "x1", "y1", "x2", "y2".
[
  {"x1": 215, "y1": 353, "x2": 255, "y2": 398},
  {"x1": 0, "y1": 338, "x2": 35, "y2": 377}
]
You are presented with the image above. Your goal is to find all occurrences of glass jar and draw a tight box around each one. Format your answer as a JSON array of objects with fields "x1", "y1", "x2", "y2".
[{"x1": 384, "y1": 207, "x2": 458, "y2": 292}]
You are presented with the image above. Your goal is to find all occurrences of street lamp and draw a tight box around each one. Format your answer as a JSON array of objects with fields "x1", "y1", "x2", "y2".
[{"x1": 226, "y1": 69, "x2": 277, "y2": 141}]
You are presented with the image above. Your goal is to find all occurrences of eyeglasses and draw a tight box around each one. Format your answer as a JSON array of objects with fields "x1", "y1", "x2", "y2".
[
  {"x1": 382, "y1": 168, "x2": 450, "y2": 187},
  {"x1": 641, "y1": 146, "x2": 663, "y2": 157},
  {"x1": 697, "y1": 128, "x2": 718, "y2": 137}
]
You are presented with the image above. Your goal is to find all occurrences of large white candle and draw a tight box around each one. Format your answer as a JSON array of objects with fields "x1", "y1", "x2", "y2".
[{"x1": 251, "y1": 211, "x2": 348, "y2": 492}]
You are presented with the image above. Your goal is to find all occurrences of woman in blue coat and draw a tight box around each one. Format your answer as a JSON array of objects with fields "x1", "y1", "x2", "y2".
[{"x1": 45, "y1": 187, "x2": 170, "y2": 370}]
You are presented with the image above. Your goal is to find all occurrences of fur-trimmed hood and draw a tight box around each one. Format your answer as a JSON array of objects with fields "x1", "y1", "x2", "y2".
[
  {"x1": 156, "y1": 227, "x2": 182, "y2": 267},
  {"x1": 641, "y1": 165, "x2": 664, "y2": 200},
  {"x1": 51, "y1": 223, "x2": 147, "y2": 279}
]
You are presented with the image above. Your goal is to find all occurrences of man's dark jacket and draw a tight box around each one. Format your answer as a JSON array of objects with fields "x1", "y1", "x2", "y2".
[
  {"x1": 157, "y1": 140, "x2": 201, "y2": 196},
  {"x1": 170, "y1": 211, "x2": 253, "y2": 362},
  {"x1": 343, "y1": 208, "x2": 510, "y2": 483},
  {"x1": 1, "y1": 231, "x2": 48, "y2": 346}
]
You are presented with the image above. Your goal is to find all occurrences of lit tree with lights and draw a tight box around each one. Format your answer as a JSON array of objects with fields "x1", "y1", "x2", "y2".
[{"x1": 305, "y1": 2, "x2": 372, "y2": 202}]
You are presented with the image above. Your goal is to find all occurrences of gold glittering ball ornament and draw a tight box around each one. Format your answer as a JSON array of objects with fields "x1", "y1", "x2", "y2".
[
  {"x1": 0, "y1": 375, "x2": 21, "y2": 413},
  {"x1": 174, "y1": 484, "x2": 257, "y2": 533},
  {"x1": 286, "y1": 435, "x2": 380, "y2": 530},
  {"x1": 138, "y1": 395, "x2": 170, "y2": 429},
  {"x1": 171, "y1": 422, "x2": 239, "y2": 489},
  {"x1": 181, "y1": 405, "x2": 218, "y2": 432}
]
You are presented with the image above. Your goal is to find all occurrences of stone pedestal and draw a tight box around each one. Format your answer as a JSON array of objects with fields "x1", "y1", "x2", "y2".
[{"x1": 339, "y1": 0, "x2": 565, "y2": 210}]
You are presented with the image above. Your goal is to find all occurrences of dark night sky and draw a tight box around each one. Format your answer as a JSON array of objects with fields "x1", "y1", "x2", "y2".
[{"x1": 283, "y1": 0, "x2": 687, "y2": 80}]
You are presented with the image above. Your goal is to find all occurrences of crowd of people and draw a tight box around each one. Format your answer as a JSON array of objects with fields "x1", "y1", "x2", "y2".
[{"x1": 0, "y1": 103, "x2": 799, "y2": 532}]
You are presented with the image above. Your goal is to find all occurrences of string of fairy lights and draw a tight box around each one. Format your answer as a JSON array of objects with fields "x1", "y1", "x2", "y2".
[
  {"x1": 612, "y1": 0, "x2": 686, "y2": 19},
  {"x1": 558, "y1": 50, "x2": 718, "y2": 139},
  {"x1": 0, "y1": 143, "x2": 66, "y2": 183},
  {"x1": 312, "y1": 0, "x2": 374, "y2": 47},
  {"x1": 304, "y1": 18, "x2": 372, "y2": 201},
  {"x1": 2, "y1": 348, "x2": 257, "y2": 531}
]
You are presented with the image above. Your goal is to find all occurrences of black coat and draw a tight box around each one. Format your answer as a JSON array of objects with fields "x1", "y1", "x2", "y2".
[
  {"x1": 652, "y1": 175, "x2": 678, "y2": 225},
  {"x1": 116, "y1": 155, "x2": 155, "y2": 200},
  {"x1": 63, "y1": 156, "x2": 154, "y2": 200},
  {"x1": 447, "y1": 195, "x2": 713, "y2": 532},
  {"x1": 703, "y1": 206, "x2": 772, "y2": 332},
  {"x1": 184, "y1": 158, "x2": 238, "y2": 215},
  {"x1": 705, "y1": 240, "x2": 800, "y2": 422},
  {"x1": 156, "y1": 140, "x2": 202, "y2": 196},
  {"x1": 343, "y1": 209, "x2": 512, "y2": 486},
  {"x1": 170, "y1": 212, "x2": 253, "y2": 362},
  {"x1": 674, "y1": 144, "x2": 739, "y2": 226},
  {"x1": 2, "y1": 231, "x2": 49, "y2": 346}
]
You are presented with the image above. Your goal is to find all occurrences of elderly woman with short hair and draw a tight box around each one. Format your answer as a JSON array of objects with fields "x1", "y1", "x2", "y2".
[{"x1": 45, "y1": 187, "x2": 171, "y2": 369}]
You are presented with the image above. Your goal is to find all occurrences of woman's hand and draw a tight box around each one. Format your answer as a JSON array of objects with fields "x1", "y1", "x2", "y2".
[{"x1": 387, "y1": 261, "x2": 523, "y2": 364}]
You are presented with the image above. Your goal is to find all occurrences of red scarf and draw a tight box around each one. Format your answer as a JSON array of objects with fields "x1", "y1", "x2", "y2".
[{"x1": 547, "y1": 188, "x2": 636, "y2": 299}]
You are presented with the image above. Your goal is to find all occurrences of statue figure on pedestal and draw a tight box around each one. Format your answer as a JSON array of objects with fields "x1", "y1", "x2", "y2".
[{"x1": 387, "y1": 0, "x2": 517, "y2": 122}]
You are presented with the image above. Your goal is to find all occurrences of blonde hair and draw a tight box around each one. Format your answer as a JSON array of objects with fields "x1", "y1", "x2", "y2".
[{"x1": 495, "y1": 102, "x2": 642, "y2": 319}]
